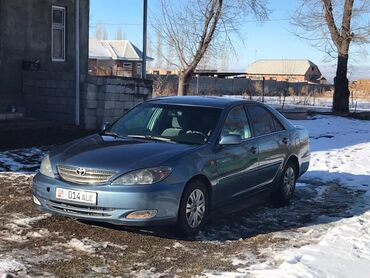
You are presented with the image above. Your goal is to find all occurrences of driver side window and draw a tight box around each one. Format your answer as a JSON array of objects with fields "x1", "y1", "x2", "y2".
[{"x1": 222, "y1": 106, "x2": 251, "y2": 140}]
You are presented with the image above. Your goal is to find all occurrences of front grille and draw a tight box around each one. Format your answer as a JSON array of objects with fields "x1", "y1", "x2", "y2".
[
  {"x1": 47, "y1": 200, "x2": 115, "y2": 218},
  {"x1": 57, "y1": 165, "x2": 116, "y2": 185}
]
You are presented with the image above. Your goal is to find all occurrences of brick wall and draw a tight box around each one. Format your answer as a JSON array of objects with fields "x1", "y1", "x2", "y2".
[
  {"x1": 81, "y1": 75, "x2": 152, "y2": 129},
  {"x1": 22, "y1": 70, "x2": 76, "y2": 124},
  {"x1": 22, "y1": 72, "x2": 153, "y2": 129}
]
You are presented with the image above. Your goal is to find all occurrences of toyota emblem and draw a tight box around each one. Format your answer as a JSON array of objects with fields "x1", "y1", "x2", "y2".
[{"x1": 75, "y1": 167, "x2": 86, "y2": 176}]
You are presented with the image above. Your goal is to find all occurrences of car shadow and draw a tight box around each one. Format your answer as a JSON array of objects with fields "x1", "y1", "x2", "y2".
[{"x1": 80, "y1": 171, "x2": 369, "y2": 242}]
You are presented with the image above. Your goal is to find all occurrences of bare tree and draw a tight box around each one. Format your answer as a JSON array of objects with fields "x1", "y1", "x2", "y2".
[
  {"x1": 147, "y1": 34, "x2": 154, "y2": 69},
  {"x1": 166, "y1": 38, "x2": 176, "y2": 69},
  {"x1": 155, "y1": 0, "x2": 268, "y2": 96},
  {"x1": 292, "y1": 0, "x2": 370, "y2": 112},
  {"x1": 156, "y1": 30, "x2": 163, "y2": 69},
  {"x1": 95, "y1": 22, "x2": 108, "y2": 40},
  {"x1": 220, "y1": 47, "x2": 230, "y2": 71},
  {"x1": 115, "y1": 27, "x2": 125, "y2": 40}
]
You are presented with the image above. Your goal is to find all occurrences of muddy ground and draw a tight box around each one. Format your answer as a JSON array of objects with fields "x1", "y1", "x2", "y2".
[{"x1": 0, "y1": 172, "x2": 367, "y2": 278}]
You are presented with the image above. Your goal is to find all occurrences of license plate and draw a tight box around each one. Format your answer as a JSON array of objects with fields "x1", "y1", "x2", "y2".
[{"x1": 56, "y1": 188, "x2": 97, "y2": 205}]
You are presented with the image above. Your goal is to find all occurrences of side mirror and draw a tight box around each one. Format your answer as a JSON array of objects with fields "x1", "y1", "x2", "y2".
[
  {"x1": 101, "y1": 122, "x2": 111, "y2": 132},
  {"x1": 219, "y1": 134, "x2": 242, "y2": 145}
]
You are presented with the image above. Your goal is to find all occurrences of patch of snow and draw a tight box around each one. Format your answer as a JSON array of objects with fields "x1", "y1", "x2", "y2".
[
  {"x1": 66, "y1": 238, "x2": 97, "y2": 253},
  {"x1": 0, "y1": 258, "x2": 24, "y2": 274},
  {"x1": 12, "y1": 215, "x2": 50, "y2": 227},
  {"x1": 0, "y1": 147, "x2": 47, "y2": 173},
  {"x1": 130, "y1": 267, "x2": 162, "y2": 278},
  {"x1": 172, "y1": 242, "x2": 190, "y2": 251},
  {"x1": 25, "y1": 229, "x2": 50, "y2": 238},
  {"x1": 1, "y1": 214, "x2": 51, "y2": 243}
]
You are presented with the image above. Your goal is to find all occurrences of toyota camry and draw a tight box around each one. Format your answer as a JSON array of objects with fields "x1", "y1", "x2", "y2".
[{"x1": 33, "y1": 96, "x2": 310, "y2": 236}]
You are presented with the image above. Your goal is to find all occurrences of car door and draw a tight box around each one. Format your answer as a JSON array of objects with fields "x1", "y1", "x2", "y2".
[
  {"x1": 214, "y1": 105, "x2": 259, "y2": 205},
  {"x1": 245, "y1": 104, "x2": 289, "y2": 188}
]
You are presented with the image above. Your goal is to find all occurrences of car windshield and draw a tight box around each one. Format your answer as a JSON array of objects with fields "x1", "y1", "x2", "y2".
[{"x1": 106, "y1": 103, "x2": 222, "y2": 145}]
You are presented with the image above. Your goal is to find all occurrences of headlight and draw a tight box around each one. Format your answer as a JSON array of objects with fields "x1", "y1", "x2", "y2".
[
  {"x1": 39, "y1": 155, "x2": 54, "y2": 178},
  {"x1": 112, "y1": 167, "x2": 172, "y2": 185}
]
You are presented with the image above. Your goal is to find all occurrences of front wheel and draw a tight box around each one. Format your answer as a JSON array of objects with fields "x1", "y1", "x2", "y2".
[
  {"x1": 271, "y1": 161, "x2": 297, "y2": 206},
  {"x1": 177, "y1": 180, "x2": 209, "y2": 237}
]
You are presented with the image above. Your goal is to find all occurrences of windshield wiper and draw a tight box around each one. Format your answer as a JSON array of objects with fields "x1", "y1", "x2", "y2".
[
  {"x1": 127, "y1": 135, "x2": 175, "y2": 143},
  {"x1": 102, "y1": 131, "x2": 125, "y2": 139}
]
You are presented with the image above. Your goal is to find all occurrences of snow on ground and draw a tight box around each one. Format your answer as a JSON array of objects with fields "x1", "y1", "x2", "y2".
[
  {"x1": 0, "y1": 114, "x2": 369, "y2": 277},
  {"x1": 223, "y1": 95, "x2": 370, "y2": 111},
  {"x1": 262, "y1": 96, "x2": 370, "y2": 111},
  {"x1": 205, "y1": 115, "x2": 370, "y2": 277},
  {"x1": 247, "y1": 115, "x2": 370, "y2": 277},
  {"x1": 0, "y1": 147, "x2": 47, "y2": 172}
]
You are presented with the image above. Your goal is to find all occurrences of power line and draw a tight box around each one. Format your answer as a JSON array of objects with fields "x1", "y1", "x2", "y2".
[{"x1": 89, "y1": 18, "x2": 291, "y2": 28}]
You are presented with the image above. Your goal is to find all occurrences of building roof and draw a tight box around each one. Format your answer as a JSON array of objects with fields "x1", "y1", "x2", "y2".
[
  {"x1": 89, "y1": 39, "x2": 112, "y2": 60},
  {"x1": 246, "y1": 59, "x2": 318, "y2": 75},
  {"x1": 89, "y1": 39, "x2": 153, "y2": 61}
]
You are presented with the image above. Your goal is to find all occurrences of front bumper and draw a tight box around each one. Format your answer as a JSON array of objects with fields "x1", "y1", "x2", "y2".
[{"x1": 32, "y1": 173, "x2": 184, "y2": 226}]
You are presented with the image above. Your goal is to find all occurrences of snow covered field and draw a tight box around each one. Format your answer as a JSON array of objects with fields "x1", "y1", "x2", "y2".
[
  {"x1": 0, "y1": 115, "x2": 369, "y2": 277},
  {"x1": 223, "y1": 95, "x2": 370, "y2": 112},
  {"x1": 257, "y1": 96, "x2": 370, "y2": 111}
]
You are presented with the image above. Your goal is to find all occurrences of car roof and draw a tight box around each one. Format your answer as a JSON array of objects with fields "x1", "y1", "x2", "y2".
[{"x1": 147, "y1": 96, "x2": 259, "y2": 108}]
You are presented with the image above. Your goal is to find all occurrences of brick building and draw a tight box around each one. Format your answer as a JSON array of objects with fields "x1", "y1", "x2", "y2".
[
  {"x1": 89, "y1": 39, "x2": 153, "y2": 78},
  {"x1": 0, "y1": 0, "x2": 152, "y2": 128},
  {"x1": 246, "y1": 59, "x2": 326, "y2": 84},
  {"x1": 0, "y1": 0, "x2": 89, "y2": 123}
]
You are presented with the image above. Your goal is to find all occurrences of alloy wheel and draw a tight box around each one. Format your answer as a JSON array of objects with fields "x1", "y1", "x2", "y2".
[
  {"x1": 283, "y1": 166, "x2": 295, "y2": 196},
  {"x1": 185, "y1": 189, "x2": 206, "y2": 228}
]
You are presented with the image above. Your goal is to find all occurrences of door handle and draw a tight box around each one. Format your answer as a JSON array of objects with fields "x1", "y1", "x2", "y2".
[
  {"x1": 282, "y1": 137, "x2": 289, "y2": 144},
  {"x1": 250, "y1": 146, "x2": 257, "y2": 154}
]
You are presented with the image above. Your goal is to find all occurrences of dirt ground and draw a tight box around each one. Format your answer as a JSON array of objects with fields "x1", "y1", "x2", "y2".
[{"x1": 0, "y1": 172, "x2": 367, "y2": 278}]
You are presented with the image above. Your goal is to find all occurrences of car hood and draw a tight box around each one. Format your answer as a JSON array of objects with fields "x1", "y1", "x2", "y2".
[{"x1": 51, "y1": 134, "x2": 198, "y2": 173}]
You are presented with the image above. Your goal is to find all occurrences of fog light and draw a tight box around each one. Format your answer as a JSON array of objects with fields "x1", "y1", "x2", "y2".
[
  {"x1": 33, "y1": 195, "x2": 41, "y2": 205},
  {"x1": 126, "y1": 210, "x2": 157, "y2": 219}
]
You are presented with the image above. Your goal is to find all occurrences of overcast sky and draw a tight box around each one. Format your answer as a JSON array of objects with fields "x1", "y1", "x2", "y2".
[{"x1": 90, "y1": 0, "x2": 370, "y2": 81}]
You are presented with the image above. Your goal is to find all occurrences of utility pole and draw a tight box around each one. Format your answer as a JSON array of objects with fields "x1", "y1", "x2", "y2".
[
  {"x1": 142, "y1": 0, "x2": 148, "y2": 79},
  {"x1": 75, "y1": 0, "x2": 80, "y2": 126}
]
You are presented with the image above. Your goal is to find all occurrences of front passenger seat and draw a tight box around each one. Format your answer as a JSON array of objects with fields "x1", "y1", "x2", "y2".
[{"x1": 161, "y1": 117, "x2": 182, "y2": 137}]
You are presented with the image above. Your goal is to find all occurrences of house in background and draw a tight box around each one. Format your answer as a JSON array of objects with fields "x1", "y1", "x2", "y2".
[
  {"x1": 147, "y1": 68, "x2": 179, "y2": 76},
  {"x1": 246, "y1": 59, "x2": 326, "y2": 84},
  {"x1": 89, "y1": 39, "x2": 153, "y2": 78},
  {"x1": 0, "y1": 0, "x2": 89, "y2": 122}
]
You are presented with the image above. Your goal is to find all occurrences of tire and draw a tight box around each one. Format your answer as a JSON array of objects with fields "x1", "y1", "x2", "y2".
[
  {"x1": 177, "y1": 179, "x2": 209, "y2": 237},
  {"x1": 271, "y1": 161, "x2": 297, "y2": 207}
]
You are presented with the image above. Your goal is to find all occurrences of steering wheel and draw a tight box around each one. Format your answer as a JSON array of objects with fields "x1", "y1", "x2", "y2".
[{"x1": 186, "y1": 130, "x2": 207, "y2": 138}]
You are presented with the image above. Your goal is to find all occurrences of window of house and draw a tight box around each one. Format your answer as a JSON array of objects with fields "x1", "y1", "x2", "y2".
[
  {"x1": 123, "y1": 62, "x2": 132, "y2": 67},
  {"x1": 52, "y1": 6, "x2": 66, "y2": 61}
]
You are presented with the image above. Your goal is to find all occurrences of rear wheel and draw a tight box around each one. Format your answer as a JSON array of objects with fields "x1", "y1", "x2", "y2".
[
  {"x1": 271, "y1": 161, "x2": 297, "y2": 206},
  {"x1": 177, "y1": 180, "x2": 209, "y2": 237}
]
